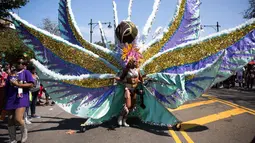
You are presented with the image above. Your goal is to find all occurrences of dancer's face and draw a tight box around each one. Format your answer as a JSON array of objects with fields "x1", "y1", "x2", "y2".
[
  {"x1": 17, "y1": 59, "x2": 25, "y2": 71},
  {"x1": 127, "y1": 60, "x2": 138, "y2": 69},
  {"x1": 31, "y1": 69, "x2": 36, "y2": 74},
  {"x1": 134, "y1": 60, "x2": 138, "y2": 68}
]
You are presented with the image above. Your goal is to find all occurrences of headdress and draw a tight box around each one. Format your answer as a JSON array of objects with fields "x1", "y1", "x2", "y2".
[
  {"x1": 115, "y1": 21, "x2": 138, "y2": 44},
  {"x1": 121, "y1": 43, "x2": 142, "y2": 65}
]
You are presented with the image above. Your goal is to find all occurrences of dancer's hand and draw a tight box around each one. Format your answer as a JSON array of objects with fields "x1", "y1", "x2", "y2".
[
  {"x1": 114, "y1": 77, "x2": 120, "y2": 81},
  {"x1": 112, "y1": 77, "x2": 120, "y2": 85},
  {"x1": 138, "y1": 90, "x2": 144, "y2": 95},
  {"x1": 140, "y1": 103, "x2": 146, "y2": 109},
  {"x1": 10, "y1": 80, "x2": 19, "y2": 87}
]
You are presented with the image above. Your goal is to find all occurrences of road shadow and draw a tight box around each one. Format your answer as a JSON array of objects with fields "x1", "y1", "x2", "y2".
[
  {"x1": 26, "y1": 117, "x2": 171, "y2": 137},
  {"x1": 0, "y1": 117, "x2": 209, "y2": 139},
  {"x1": 40, "y1": 116, "x2": 67, "y2": 120},
  {"x1": 180, "y1": 123, "x2": 208, "y2": 132},
  {"x1": 0, "y1": 117, "x2": 86, "y2": 137},
  {"x1": 101, "y1": 117, "x2": 170, "y2": 136},
  {"x1": 85, "y1": 118, "x2": 209, "y2": 135}
]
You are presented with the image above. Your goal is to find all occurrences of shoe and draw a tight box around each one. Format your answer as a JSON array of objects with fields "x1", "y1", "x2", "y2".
[
  {"x1": 20, "y1": 125, "x2": 28, "y2": 143},
  {"x1": 117, "y1": 116, "x2": 123, "y2": 126},
  {"x1": 25, "y1": 118, "x2": 32, "y2": 125},
  {"x1": 26, "y1": 115, "x2": 32, "y2": 120},
  {"x1": 122, "y1": 118, "x2": 129, "y2": 127},
  {"x1": 39, "y1": 100, "x2": 44, "y2": 103},
  {"x1": 31, "y1": 115, "x2": 41, "y2": 118}
]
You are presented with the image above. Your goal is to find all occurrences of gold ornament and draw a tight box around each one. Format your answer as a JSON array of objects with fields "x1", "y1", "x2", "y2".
[
  {"x1": 142, "y1": 0, "x2": 187, "y2": 63},
  {"x1": 22, "y1": 23, "x2": 116, "y2": 74},
  {"x1": 62, "y1": 78, "x2": 113, "y2": 88},
  {"x1": 66, "y1": 7, "x2": 122, "y2": 70},
  {"x1": 143, "y1": 22, "x2": 255, "y2": 74}
]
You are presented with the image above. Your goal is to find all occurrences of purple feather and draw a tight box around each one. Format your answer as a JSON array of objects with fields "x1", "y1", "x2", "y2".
[
  {"x1": 13, "y1": 19, "x2": 92, "y2": 75},
  {"x1": 160, "y1": 0, "x2": 201, "y2": 52},
  {"x1": 58, "y1": 0, "x2": 82, "y2": 46}
]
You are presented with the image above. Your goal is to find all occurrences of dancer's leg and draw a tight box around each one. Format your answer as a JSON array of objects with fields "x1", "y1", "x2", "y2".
[
  {"x1": 130, "y1": 93, "x2": 136, "y2": 110},
  {"x1": 118, "y1": 88, "x2": 131, "y2": 126},
  {"x1": 15, "y1": 107, "x2": 27, "y2": 143},
  {"x1": 7, "y1": 110, "x2": 16, "y2": 143}
]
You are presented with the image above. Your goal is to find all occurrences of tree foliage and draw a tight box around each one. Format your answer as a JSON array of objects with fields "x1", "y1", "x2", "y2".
[
  {"x1": 244, "y1": 0, "x2": 255, "y2": 19},
  {"x1": 94, "y1": 41, "x2": 115, "y2": 50},
  {"x1": 0, "y1": 17, "x2": 60, "y2": 64},
  {"x1": 40, "y1": 18, "x2": 60, "y2": 36},
  {"x1": 0, "y1": 0, "x2": 29, "y2": 18},
  {"x1": 0, "y1": 28, "x2": 34, "y2": 64}
]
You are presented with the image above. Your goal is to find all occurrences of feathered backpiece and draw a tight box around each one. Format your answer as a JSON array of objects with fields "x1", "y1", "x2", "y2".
[{"x1": 9, "y1": 0, "x2": 255, "y2": 126}]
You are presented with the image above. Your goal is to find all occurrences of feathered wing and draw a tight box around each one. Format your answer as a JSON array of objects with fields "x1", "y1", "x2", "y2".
[
  {"x1": 31, "y1": 59, "x2": 117, "y2": 119},
  {"x1": 58, "y1": 0, "x2": 122, "y2": 69},
  {"x1": 84, "y1": 84, "x2": 125, "y2": 125},
  {"x1": 132, "y1": 86, "x2": 180, "y2": 126},
  {"x1": 212, "y1": 29, "x2": 255, "y2": 85},
  {"x1": 141, "y1": 19, "x2": 255, "y2": 108},
  {"x1": 144, "y1": 53, "x2": 223, "y2": 109},
  {"x1": 141, "y1": 0, "x2": 201, "y2": 61},
  {"x1": 11, "y1": 13, "x2": 119, "y2": 75},
  {"x1": 141, "y1": 19, "x2": 255, "y2": 75}
]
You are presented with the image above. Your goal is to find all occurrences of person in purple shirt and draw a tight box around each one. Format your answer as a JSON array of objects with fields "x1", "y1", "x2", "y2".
[{"x1": 4, "y1": 59, "x2": 34, "y2": 143}]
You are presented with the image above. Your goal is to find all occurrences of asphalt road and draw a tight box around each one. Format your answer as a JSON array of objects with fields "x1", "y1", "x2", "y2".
[{"x1": 0, "y1": 88, "x2": 254, "y2": 143}]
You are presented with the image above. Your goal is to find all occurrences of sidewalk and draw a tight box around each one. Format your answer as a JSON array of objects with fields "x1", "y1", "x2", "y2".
[
  {"x1": 0, "y1": 104, "x2": 71, "y2": 143},
  {"x1": 211, "y1": 83, "x2": 255, "y2": 93},
  {"x1": 207, "y1": 88, "x2": 255, "y2": 110}
]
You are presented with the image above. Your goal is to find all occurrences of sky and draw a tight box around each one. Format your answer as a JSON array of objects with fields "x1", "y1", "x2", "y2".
[{"x1": 13, "y1": 0, "x2": 249, "y2": 43}]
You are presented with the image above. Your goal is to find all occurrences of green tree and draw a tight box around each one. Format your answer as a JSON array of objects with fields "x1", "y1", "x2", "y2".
[
  {"x1": 40, "y1": 18, "x2": 60, "y2": 36},
  {"x1": 244, "y1": 0, "x2": 255, "y2": 19},
  {"x1": 0, "y1": 0, "x2": 29, "y2": 18},
  {"x1": 108, "y1": 42, "x2": 116, "y2": 51},
  {"x1": 94, "y1": 41, "x2": 115, "y2": 50},
  {"x1": 0, "y1": 28, "x2": 34, "y2": 64},
  {"x1": 94, "y1": 41, "x2": 105, "y2": 47},
  {"x1": 0, "y1": 18, "x2": 60, "y2": 64}
]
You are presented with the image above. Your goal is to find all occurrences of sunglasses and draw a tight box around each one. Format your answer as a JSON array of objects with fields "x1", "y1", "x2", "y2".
[{"x1": 17, "y1": 62, "x2": 26, "y2": 65}]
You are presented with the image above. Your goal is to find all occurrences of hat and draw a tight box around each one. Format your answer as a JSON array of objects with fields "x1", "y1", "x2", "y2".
[{"x1": 115, "y1": 21, "x2": 138, "y2": 44}]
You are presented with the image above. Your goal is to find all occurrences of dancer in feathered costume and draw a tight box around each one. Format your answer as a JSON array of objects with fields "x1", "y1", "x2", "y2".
[{"x1": 8, "y1": 0, "x2": 255, "y2": 131}]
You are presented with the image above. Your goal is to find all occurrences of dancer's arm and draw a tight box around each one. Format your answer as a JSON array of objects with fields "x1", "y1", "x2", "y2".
[
  {"x1": 137, "y1": 70, "x2": 146, "y2": 109},
  {"x1": 115, "y1": 68, "x2": 128, "y2": 81},
  {"x1": 138, "y1": 70, "x2": 144, "y2": 83},
  {"x1": 11, "y1": 81, "x2": 34, "y2": 88}
]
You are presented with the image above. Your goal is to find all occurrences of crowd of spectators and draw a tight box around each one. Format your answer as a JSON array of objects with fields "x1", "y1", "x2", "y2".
[
  {"x1": 213, "y1": 64, "x2": 255, "y2": 89},
  {"x1": 0, "y1": 59, "x2": 54, "y2": 143}
]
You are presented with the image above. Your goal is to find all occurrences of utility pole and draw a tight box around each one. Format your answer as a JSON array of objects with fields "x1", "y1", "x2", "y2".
[
  {"x1": 89, "y1": 19, "x2": 93, "y2": 43},
  {"x1": 216, "y1": 22, "x2": 220, "y2": 32},
  {"x1": 201, "y1": 22, "x2": 221, "y2": 32},
  {"x1": 201, "y1": 22, "x2": 221, "y2": 88},
  {"x1": 88, "y1": 19, "x2": 112, "y2": 43}
]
